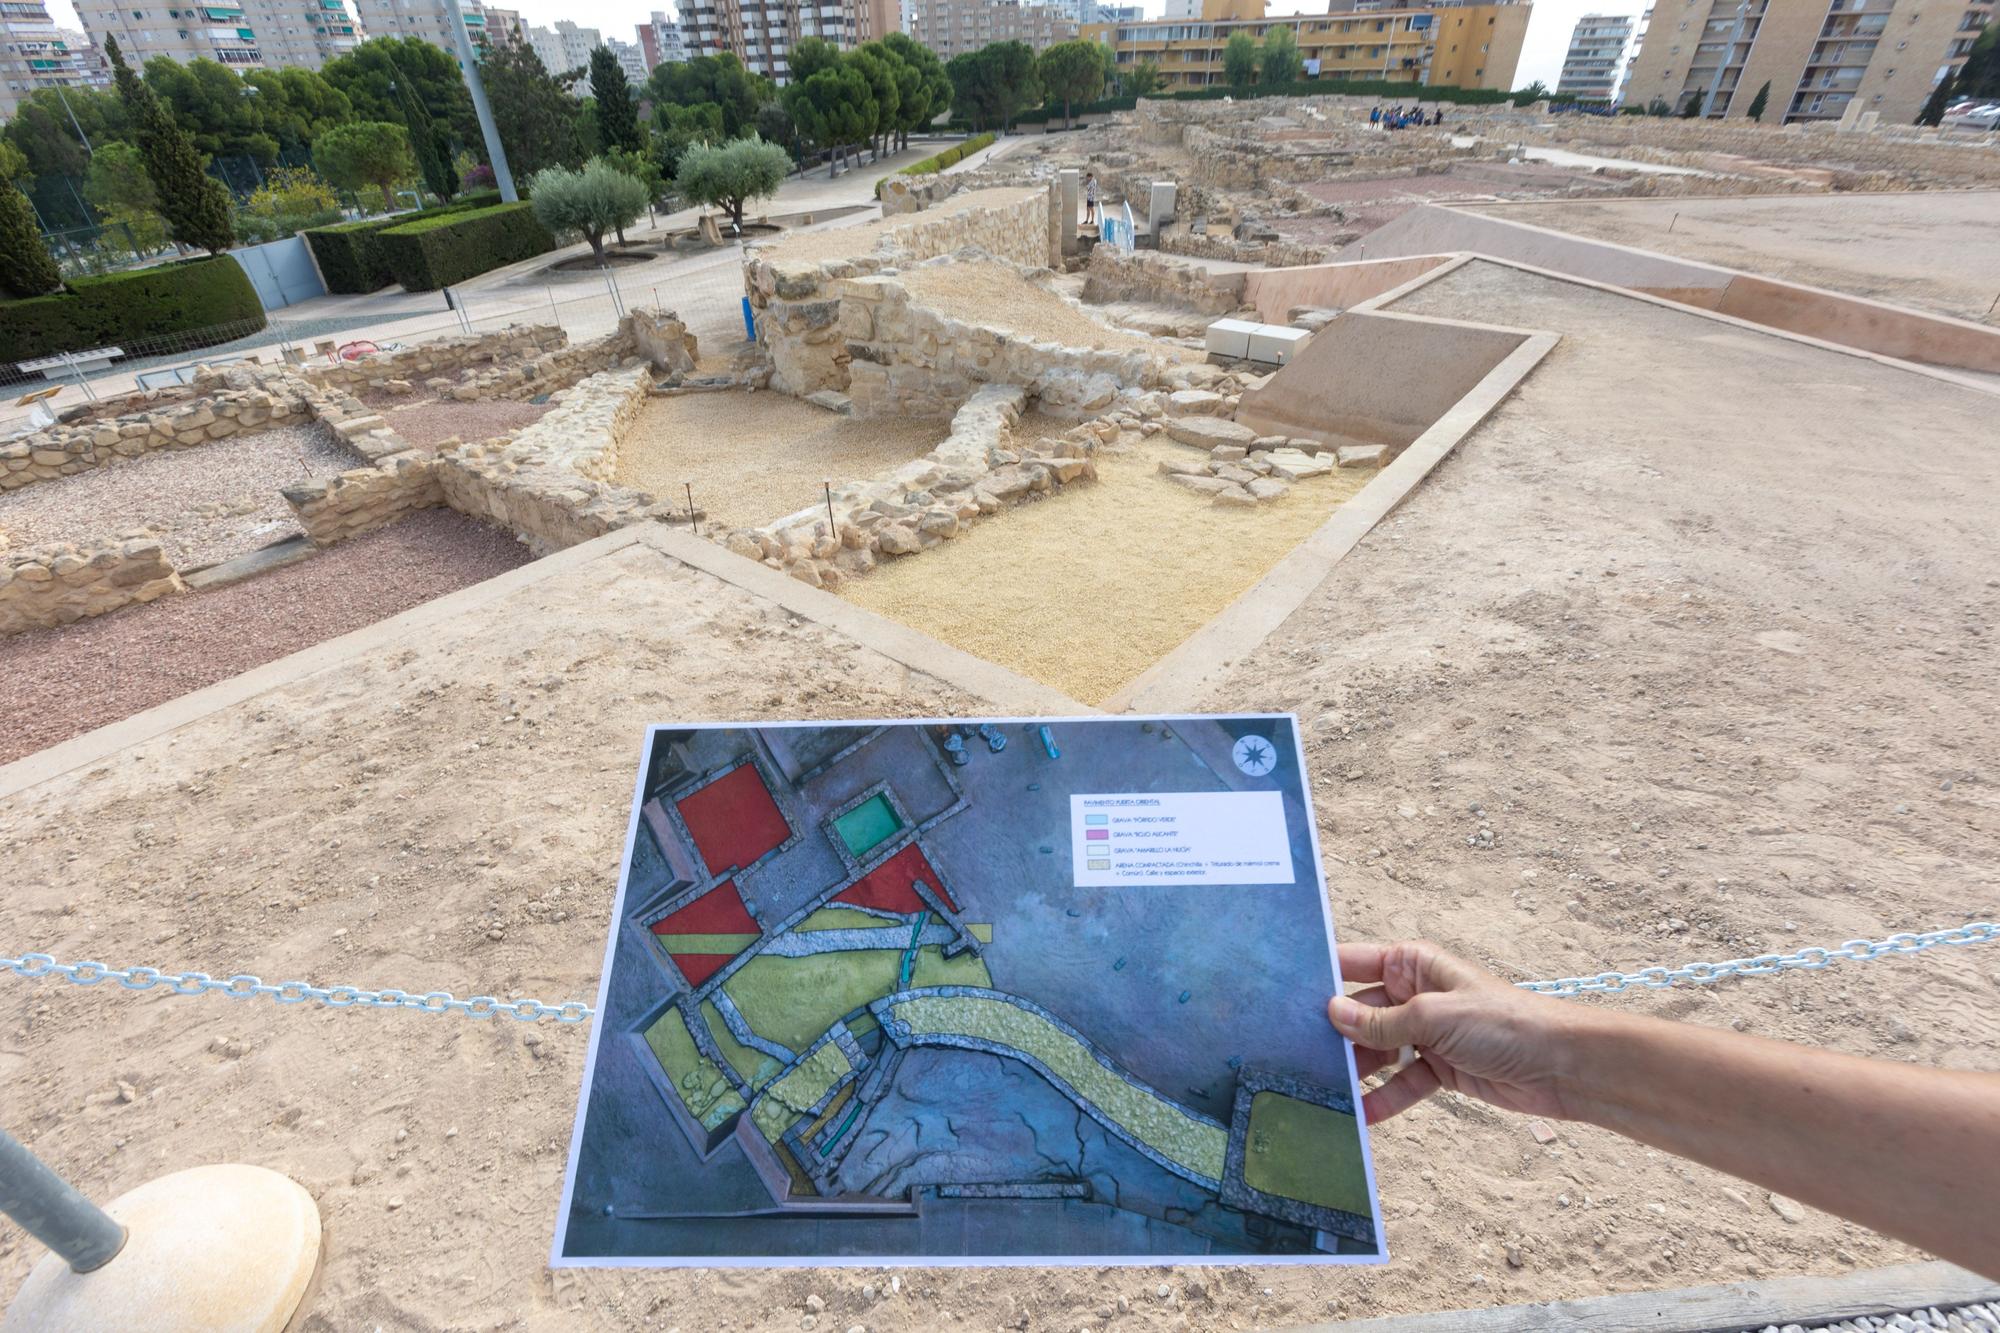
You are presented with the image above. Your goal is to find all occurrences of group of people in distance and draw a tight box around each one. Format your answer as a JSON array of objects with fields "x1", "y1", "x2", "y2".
[{"x1": 1371, "y1": 104, "x2": 1445, "y2": 129}]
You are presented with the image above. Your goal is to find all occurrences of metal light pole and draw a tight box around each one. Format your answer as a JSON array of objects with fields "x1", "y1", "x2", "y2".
[
  {"x1": 446, "y1": 0, "x2": 518, "y2": 202},
  {"x1": 0, "y1": 1129, "x2": 126, "y2": 1274},
  {"x1": 1699, "y1": 0, "x2": 1750, "y2": 118},
  {"x1": 53, "y1": 86, "x2": 92, "y2": 156}
]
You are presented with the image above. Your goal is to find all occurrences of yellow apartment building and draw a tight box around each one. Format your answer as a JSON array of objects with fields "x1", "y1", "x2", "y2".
[{"x1": 1082, "y1": 0, "x2": 1531, "y2": 93}]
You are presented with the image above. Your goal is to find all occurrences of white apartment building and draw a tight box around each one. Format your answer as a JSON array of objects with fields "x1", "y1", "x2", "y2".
[
  {"x1": 605, "y1": 34, "x2": 648, "y2": 82},
  {"x1": 637, "y1": 8, "x2": 686, "y2": 68},
  {"x1": 347, "y1": 0, "x2": 495, "y2": 62},
  {"x1": 525, "y1": 18, "x2": 598, "y2": 77},
  {"x1": 1556, "y1": 11, "x2": 1635, "y2": 100},
  {"x1": 73, "y1": 0, "x2": 362, "y2": 72},
  {"x1": 682, "y1": 0, "x2": 897, "y2": 82},
  {"x1": 906, "y1": 0, "x2": 1079, "y2": 60},
  {"x1": 2, "y1": 5, "x2": 110, "y2": 118},
  {"x1": 1162, "y1": 0, "x2": 1201, "y2": 18}
]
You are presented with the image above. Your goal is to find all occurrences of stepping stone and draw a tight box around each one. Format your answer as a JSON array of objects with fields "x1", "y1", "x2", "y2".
[
  {"x1": 1338, "y1": 444, "x2": 1389, "y2": 469},
  {"x1": 1164, "y1": 416, "x2": 1256, "y2": 450}
]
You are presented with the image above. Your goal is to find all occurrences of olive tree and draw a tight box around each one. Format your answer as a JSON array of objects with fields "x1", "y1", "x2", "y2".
[
  {"x1": 673, "y1": 135, "x2": 790, "y2": 230},
  {"x1": 527, "y1": 158, "x2": 649, "y2": 267}
]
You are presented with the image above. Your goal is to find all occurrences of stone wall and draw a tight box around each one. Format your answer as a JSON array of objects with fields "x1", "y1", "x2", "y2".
[
  {"x1": 0, "y1": 533, "x2": 179, "y2": 634},
  {"x1": 2, "y1": 377, "x2": 320, "y2": 492},
  {"x1": 301, "y1": 326, "x2": 568, "y2": 394},
  {"x1": 282, "y1": 454, "x2": 444, "y2": 547},
  {"x1": 1081, "y1": 248, "x2": 1246, "y2": 315}
]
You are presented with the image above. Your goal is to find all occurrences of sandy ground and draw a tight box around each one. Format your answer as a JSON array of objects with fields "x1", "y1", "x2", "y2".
[
  {"x1": 379, "y1": 397, "x2": 553, "y2": 451},
  {"x1": 753, "y1": 187, "x2": 1042, "y2": 267},
  {"x1": 0, "y1": 424, "x2": 359, "y2": 569},
  {"x1": 0, "y1": 509, "x2": 530, "y2": 765},
  {"x1": 899, "y1": 260, "x2": 1181, "y2": 356},
  {"x1": 1471, "y1": 192, "x2": 2000, "y2": 323},
  {"x1": 840, "y1": 436, "x2": 1372, "y2": 704},
  {"x1": 615, "y1": 392, "x2": 951, "y2": 530}
]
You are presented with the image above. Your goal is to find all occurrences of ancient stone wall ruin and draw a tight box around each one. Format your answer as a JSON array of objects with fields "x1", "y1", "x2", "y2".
[
  {"x1": 1081, "y1": 248, "x2": 1246, "y2": 316},
  {"x1": 0, "y1": 532, "x2": 179, "y2": 634},
  {"x1": 301, "y1": 327, "x2": 567, "y2": 395},
  {"x1": 2, "y1": 378, "x2": 321, "y2": 491}
]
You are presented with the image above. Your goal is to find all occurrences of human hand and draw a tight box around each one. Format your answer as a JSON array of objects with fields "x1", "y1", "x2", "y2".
[{"x1": 1328, "y1": 940, "x2": 1584, "y2": 1125}]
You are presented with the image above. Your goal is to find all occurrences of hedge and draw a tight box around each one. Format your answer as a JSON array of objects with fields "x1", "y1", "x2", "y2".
[
  {"x1": 873, "y1": 133, "x2": 997, "y2": 198},
  {"x1": 304, "y1": 190, "x2": 507, "y2": 294},
  {"x1": 0, "y1": 256, "x2": 265, "y2": 366},
  {"x1": 374, "y1": 201, "x2": 556, "y2": 292}
]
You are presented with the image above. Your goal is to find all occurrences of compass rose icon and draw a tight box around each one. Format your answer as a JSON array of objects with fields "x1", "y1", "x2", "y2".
[{"x1": 1232, "y1": 733, "x2": 1277, "y2": 777}]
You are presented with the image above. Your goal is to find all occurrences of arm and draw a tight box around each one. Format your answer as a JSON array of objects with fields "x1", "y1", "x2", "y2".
[{"x1": 1328, "y1": 941, "x2": 2000, "y2": 1278}]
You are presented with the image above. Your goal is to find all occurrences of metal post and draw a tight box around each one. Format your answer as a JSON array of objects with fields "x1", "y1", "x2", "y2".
[
  {"x1": 605, "y1": 268, "x2": 625, "y2": 318},
  {"x1": 823, "y1": 480, "x2": 836, "y2": 534},
  {"x1": 547, "y1": 285, "x2": 560, "y2": 330},
  {"x1": 447, "y1": 0, "x2": 517, "y2": 204},
  {"x1": 1, "y1": 1128, "x2": 127, "y2": 1273},
  {"x1": 54, "y1": 85, "x2": 92, "y2": 155},
  {"x1": 1699, "y1": 0, "x2": 1750, "y2": 118},
  {"x1": 684, "y1": 481, "x2": 697, "y2": 535}
]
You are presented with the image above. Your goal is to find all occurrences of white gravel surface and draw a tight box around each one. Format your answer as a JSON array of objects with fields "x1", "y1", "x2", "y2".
[{"x1": 0, "y1": 423, "x2": 361, "y2": 569}]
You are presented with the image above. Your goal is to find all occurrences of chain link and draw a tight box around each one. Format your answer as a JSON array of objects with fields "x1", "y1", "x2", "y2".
[
  {"x1": 1515, "y1": 922, "x2": 1999, "y2": 997},
  {"x1": 3, "y1": 922, "x2": 1994, "y2": 1020},
  {"x1": 0, "y1": 953, "x2": 594, "y2": 1023}
]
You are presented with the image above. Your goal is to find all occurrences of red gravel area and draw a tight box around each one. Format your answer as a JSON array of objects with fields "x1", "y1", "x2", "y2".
[
  {"x1": 0, "y1": 508, "x2": 531, "y2": 765},
  {"x1": 379, "y1": 397, "x2": 553, "y2": 449}
]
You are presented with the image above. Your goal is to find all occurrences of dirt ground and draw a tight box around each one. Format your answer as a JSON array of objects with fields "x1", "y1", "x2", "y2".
[
  {"x1": 840, "y1": 436, "x2": 1373, "y2": 704},
  {"x1": 379, "y1": 396, "x2": 553, "y2": 450},
  {"x1": 899, "y1": 260, "x2": 1186, "y2": 357},
  {"x1": 2, "y1": 272, "x2": 1999, "y2": 1329},
  {"x1": 0, "y1": 509, "x2": 530, "y2": 764},
  {"x1": 1472, "y1": 192, "x2": 2000, "y2": 323},
  {"x1": 615, "y1": 391, "x2": 952, "y2": 530}
]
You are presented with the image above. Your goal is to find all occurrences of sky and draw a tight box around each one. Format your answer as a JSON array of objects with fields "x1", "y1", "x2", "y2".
[{"x1": 46, "y1": 0, "x2": 1647, "y2": 94}]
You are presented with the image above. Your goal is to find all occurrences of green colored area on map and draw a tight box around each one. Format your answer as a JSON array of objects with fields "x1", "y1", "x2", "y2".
[
  {"x1": 642, "y1": 1007, "x2": 746, "y2": 1132},
  {"x1": 653, "y1": 932, "x2": 760, "y2": 955},
  {"x1": 722, "y1": 946, "x2": 993, "y2": 1053},
  {"x1": 797, "y1": 907, "x2": 896, "y2": 931},
  {"x1": 752, "y1": 1038, "x2": 855, "y2": 1143},
  {"x1": 832, "y1": 794, "x2": 903, "y2": 859},
  {"x1": 887, "y1": 993, "x2": 1227, "y2": 1183},
  {"x1": 700, "y1": 999, "x2": 786, "y2": 1088},
  {"x1": 1243, "y1": 1091, "x2": 1372, "y2": 1218}
]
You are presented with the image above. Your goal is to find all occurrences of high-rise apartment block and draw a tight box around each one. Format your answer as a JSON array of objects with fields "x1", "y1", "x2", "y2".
[
  {"x1": 906, "y1": 0, "x2": 1079, "y2": 60},
  {"x1": 1556, "y1": 11, "x2": 1633, "y2": 100},
  {"x1": 682, "y1": 0, "x2": 899, "y2": 82},
  {"x1": 637, "y1": 8, "x2": 687, "y2": 68},
  {"x1": 73, "y1": 0, "x2": 363, "y2": 72},
  {"x1": 1624, "y1": 0, "x2": 1989, "y2": 123},
  {"x1": 525, "y1": 18, "x2": 599, "y2": 77},
  {"x1": 346, "y1": 0, "x2": 493, "y2": 60},
  {"x1": 2, "y1": 6, "x2": 111, "y2": 119},
  {"x1": 605, "y1": 34, "x2": 648, "y2": 83}
]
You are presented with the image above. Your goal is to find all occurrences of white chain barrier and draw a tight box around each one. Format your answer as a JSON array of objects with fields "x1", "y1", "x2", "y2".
[{"x1": 2, "y1": 922, "x2": 1994, "y2": 1021}]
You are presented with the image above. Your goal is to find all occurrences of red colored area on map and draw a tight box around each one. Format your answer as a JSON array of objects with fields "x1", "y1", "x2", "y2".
[
  {"x1": 676, "y1": 762, "x2": 789, "y2": 874},
  {"x1": 833, "y1": 843, "x2": 959, "y2": 915},
  {"x1": 653, "y1": 879, "x2": 758, "y2": 937},
  {"x1": 667, "y1": 952, "x2": 738, "y2": 987}
]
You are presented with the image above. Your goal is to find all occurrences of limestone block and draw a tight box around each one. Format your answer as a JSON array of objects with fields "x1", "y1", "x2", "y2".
[
  {"x1": 1247, "y1": 476, "x2": 1290, "y2": 502},
  {"x1": 1211, "y1": 445, "x2": 1247, "y2": 463},
  {"x1": 1164, "y1": 416, "x2": 1256, "y2": 450},
  {"x1": 1165, "y1": 473, "x2": 1230, "y2": 496},
  {"x1": 1157, "y1": 458, "x2": 1209, "y2": 478},
  {"x1": 1166, "y1": 389, "x2": 1225, "y2": 416},
  {"x1": 1338, "y1": 444, "x2": 1388, "y2": 469},
  {"x1": 876, "y1": 523, "x2": 923, "y2": 555},
  {"x1": 1213, "y1": 485, "x2": 1257, "y2": 508}
]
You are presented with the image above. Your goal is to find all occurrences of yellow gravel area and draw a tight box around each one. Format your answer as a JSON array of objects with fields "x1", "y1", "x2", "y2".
[
  {"x1": 616, "y1": 392, "x2": 950, "y2": 530},
  {"x1": 754, "y1": 188, "x2": 1042, "y2": 266},
  {"x1": 897, "y1": 261, "x2": 1174, "y2": 355},
  {"x1": 840, "y1": 437, "x2": 1374, "y2": 704}
]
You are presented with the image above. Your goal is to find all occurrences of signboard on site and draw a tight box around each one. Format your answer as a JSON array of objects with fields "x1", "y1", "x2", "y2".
[{"x1": 552, "y1": 716, "x2": 1385, "y2": 1265}]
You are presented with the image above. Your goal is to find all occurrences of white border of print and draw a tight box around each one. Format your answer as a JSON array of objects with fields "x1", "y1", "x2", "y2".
[{"x1": 549, "y1": 714, "x2": 1388, "y2": 1269}]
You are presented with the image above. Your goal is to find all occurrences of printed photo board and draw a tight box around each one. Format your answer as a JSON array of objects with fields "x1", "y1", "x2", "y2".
[{"x1": 553, "y1": 716, "x2": 1386, "y2": 1265}]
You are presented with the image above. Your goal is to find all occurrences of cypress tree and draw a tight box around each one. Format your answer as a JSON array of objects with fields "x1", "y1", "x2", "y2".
[
  {"x1": 105, "y1": 36, "x2": 235, "y2": 254},
  {"x1": 0, "y1": 174, "x2": 61, "y2": 297},
  {"x1": 1745, "y1": 81, "x2": 1770, "y2": 121},
  {"x1": 590, "y1": 47, "x2": 642, "y2": 154}
]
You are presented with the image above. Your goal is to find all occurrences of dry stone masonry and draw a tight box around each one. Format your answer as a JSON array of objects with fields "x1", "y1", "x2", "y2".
[{"x1": 0, "y1": 531, "x2": 178, "y2": 634}]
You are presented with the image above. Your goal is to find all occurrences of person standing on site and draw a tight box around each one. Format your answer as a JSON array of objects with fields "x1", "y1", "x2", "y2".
[
  {"x1": 1370, "y1": 105, "x2": 1382, "y2": 126},
  {"x1": 1083, "y1": 173, "x2": 1100, "y2": 226}
]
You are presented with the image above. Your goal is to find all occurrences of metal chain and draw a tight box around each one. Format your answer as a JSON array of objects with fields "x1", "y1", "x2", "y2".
[
  {"x1": 1514, "y1": 922, "x2": 1999, "y2": 997},
  {"x1": 0, "y1": 953, "x2": 593, "y2": 1023},
  {"x1": 3, "y1": 922, "x2": 1994, "y2": 1021}
]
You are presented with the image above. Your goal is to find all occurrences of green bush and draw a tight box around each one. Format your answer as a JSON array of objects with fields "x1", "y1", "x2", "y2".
[
  {"x1": 875, "y1": 133, "x2": 996, "y2": 197},
  {"x1": 0, "y1": 256, "x2": 265, "y2": 365},
  {"x1": 303, "y1": 192, "x2": 508, "y2": 293},
  {"x1": 374, "y1": 201, "x2": 555, "y2": 291}
]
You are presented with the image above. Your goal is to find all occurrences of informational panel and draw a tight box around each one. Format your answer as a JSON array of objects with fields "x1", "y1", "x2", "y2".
[{"x1": 553, "y1": 716, "x2": 1385, "y2": 1266}]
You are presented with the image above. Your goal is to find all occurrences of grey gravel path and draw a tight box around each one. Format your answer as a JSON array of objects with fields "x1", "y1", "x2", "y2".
[{"x1": 1763, "y1": 1299, "x2": 2000, "y2": 1331}]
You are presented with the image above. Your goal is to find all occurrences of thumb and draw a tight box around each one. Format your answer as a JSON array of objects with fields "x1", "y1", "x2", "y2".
[{"x1": 1328, "y1": 993, "x2": 1432, "y2": 1051}]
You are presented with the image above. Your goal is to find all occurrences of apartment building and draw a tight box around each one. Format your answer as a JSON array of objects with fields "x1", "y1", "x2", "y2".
[
  {"x1": 682, "y1": 0, "x2": 898, "y2": 81},
  {"x1": 348, "y1": 0, "x2": 497, "y2": 61},
  {"x1": 1, "y1": 5, "x2": 110, "y2": 118},
  {"x1": 1083, "y1": 0, "x2": 1530, "y2": 92},
  {"x1": 1556, "y1": 11, "x2": 1633, "y2": 99},
  {"x1": 483, "y1": 4, "x2": 524, "y2": 46},
  {"x1": 906, "y1": 0, "x2": 1079, "y2": 61},
  {"x1": 605, "y1": 34, "x2": 648, "y2": 82},
  {"x1": 526, "y1": 18, "x2": 599, "y2": 77},
  {"x1": 637, "y1": 8, "x2": 687, "y2": 68},
  {"x1": 73, "y1": 0, "x2": 363, "y2": 72},
  {"x1": 1623, "y1": 0, "x2": 1989, "y2": 123},
  {"x1": 1163, "y1": 0, "x2": 1201, "y2": 17}
]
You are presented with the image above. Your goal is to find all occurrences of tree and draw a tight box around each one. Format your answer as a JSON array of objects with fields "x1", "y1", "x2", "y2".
[
  {"x1": 602, "y1": 144, "x2": 664, "y2": 239},
  {"x1": 1646, "y1": 96, "x2": 1672, "y2": 116},
  {"x1": 1512, "y1": 79, "x2": 1550, "y2": 106},
  {"x1": 882, "y1": 33, "x2": 950, "y2": 149},
  {"x1": 527, "y1": 158, "x2": 647, "y2": 266},
  {"x1": 674, "y1": 135, "x2": 790, "y2": 230},
  {"x1": 1260, "y1": 27, "x2": 1302, "y2": 87},
  {"x1": 1038, "y1": 39, "x2": 1107, "y2": 129},
  {"x1": 142, "y1": 56, "x2": 277, "y2": 165},
  {"x1": 590, "y1": 46, "x2": 643, "y2": 153},
  {"x1": 947, "y1": 41, "x2": 1039, "y2": 133},
  {"x1": 0, "y1": 169, "x2": 60, "y2": 297},
  {"x1": 1957, "y1": 25, "x2": 1998, "y2": 99},
  {"x1": 1680, "y1": 91, "x2": 1705, "y2": 117},
  {"x1": 106, "y1": 37, "x2": 235, "y2": 254},
  {"x1": 3, "y1": 86, "x2": 129, "y2": 183},
  {"x1": 1223, "y1": 32, "x2": 1259, "y2": 93},
  {"x1": 649, "y1": 53, "x2": 771, "y2": 138},
  {"x1": 784, "y1": 59, "x2": 876, "y2": 175},
  {"x1": 849, "y1": 44, "x2": 903, "y2": 158},
  {"x1": 654, "y1": 101, "x2": 725, "y2": 180},
  {"x1": 313, "y1": 120, "x2": 415, "y2": 212},
  {"x1": 1124, "y1": 60, "x2": 1161, "y2": 99},
  {"x1": 83, "y1": 140, "x2": 169, "y2": 252},
  {"x1": 1916, "y1": 73, "x2": 1955, "y2": 126},
  {"x1": 481, "y1": 43, "x2": 587, "y2": 180},
  {"x1": 324, "y1": 37, "x2": 477, "y2": 147},
  {"x1": 243, "y1": 67, "x2": 353, "y2": 156},
  {"x1": 753, "y1": 100, "x2": 796, "y2": 156},
  {"x1": 1745, "y1": 80, "x2": 1771, "y2": 121},
  {"x1": 236, "y1": 166, "x2": 341, "y2": 242}
]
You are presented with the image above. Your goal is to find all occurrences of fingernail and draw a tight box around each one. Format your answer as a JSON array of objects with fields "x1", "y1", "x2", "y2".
[{"x1": 1328, "y1": 996, "x2": 1360, "y2": 1030}]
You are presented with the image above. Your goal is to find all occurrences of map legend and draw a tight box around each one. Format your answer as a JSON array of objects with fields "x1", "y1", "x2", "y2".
[{"x1": 1070, "y1": 791, "x2": 1295, "y2": 887}]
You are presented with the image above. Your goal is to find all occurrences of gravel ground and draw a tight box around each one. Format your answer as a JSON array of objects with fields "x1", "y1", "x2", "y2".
[
  {"x1": 1787, "y1": 1303, "x2": 2000, "y2": 1332},
  {"x1": 380, "y1": 397, "x2": 552, "y2": 450},
  {"x1": 840, "y1": 435, "x2": 1372, "y2": 703},
  {"x1": 0, "y1": 508, "x2": 530, "y2": 765},
  {"x1": 898, "y1": 260, "x2": 1186, "y2": 356},
  {"x1": 615, "y1": 391, "x2": 951, "y2": 530},
  {"x1": 0, "y1": 424, "x2": 361, "y2": 569}
]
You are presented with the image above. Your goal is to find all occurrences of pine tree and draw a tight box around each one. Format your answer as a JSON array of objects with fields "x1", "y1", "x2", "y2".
[
  {"x1": 0, "y1": 173, "x2": 61, "y2": 297},
  {"x1": 1745, "y1": 81, "x2": 1770, "y2": 121},
  {"x1": 105, "y1": 36, "x2": 235, "y2": 254},
  {"x1": 590, "y1": 47, "x2": 642, "y2": 154}
]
